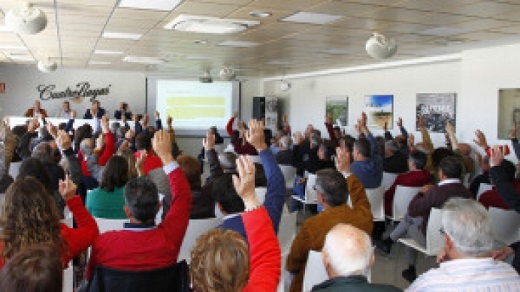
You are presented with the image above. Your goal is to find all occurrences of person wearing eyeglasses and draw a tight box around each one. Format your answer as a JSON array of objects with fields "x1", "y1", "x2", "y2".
[{"x1": 407, "y1": 198, "x2": 520, "y2": 291}]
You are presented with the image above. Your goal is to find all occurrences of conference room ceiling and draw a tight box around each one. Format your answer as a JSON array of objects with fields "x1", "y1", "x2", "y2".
[{"x1": 1, "y1": 0, "x2": 520, "y2": 78}]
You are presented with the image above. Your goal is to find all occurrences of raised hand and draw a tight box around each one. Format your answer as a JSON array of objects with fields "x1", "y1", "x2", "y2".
[
  {"x1": 59, "y1": 174, "x2": 77, "y2": 201},
  {"x1": 473, "y1": 129, "x2": 489, "y2": 149},
  {"x1": 27, "y1": 118, "x2": 40, "y2": 133},
  {"x1": 101, "y1": 115, "x2": 110, "y2": 134},
  {"x1": 46, "y1": 122, "x2": 58, "y2": 139},
  {"x1": 489, "y1": 145, "x2": 505, "y2": 167},
  {"x1": 245, "y1": 119, "x2": 267, "y2": 151},
  {"x1": 510, "y1": 122, "x2": 518, "y2": 139},
  {"x1": 152, "y1": 129, "x2": 174, "y2": 165},
  {"x1": 154, "y1": 110, "x2": 160, "y2": 119},
  {"x1": 135, "y1": 152, "x2": 147, "y2": 177},
  {"x1": 397, "y1": 117, "x2": 403, "y2": 128},
  {"x1": 167, "y1": 116, "x2": 173, "y2": 127},
  {"x1": 445, "y1": 120, "x2": 455, "y2": 136},
  {"x1": 232, "y1": 155, "x2": 258, "y2": 209},
  {"x1": 56, "y1": 130, "x2": 72, "y2": 150},
  {"x1": 418, "y1": 115, "x2": 425, "y2": 128},
  {"x1": 326, "y1": 113, "x2": 333, "y2": 124},
  {"x1": 202, "y1": 130, "x2": 216, "y2": 151},
  {"x1": 408, "y1": 133, "x2": 415, "y2": 149},
  {"x1": 293, "y1": 131, "x2": 304, "y2": 145}
]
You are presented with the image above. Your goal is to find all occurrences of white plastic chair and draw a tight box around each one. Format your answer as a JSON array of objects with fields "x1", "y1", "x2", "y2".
[
  {"x1": 279, "y1": 165, "x2": 297, "y2": 191},
  {"x1": 248, "y1": 155, "x2": 262, "y2": 164},
  {"x1": 398, "y1": 208, "x2": 444, "y2": 256},
  {"x1": 8, "y1": 161, "x2": 22, "y2": 179},
  {"x1": 386, "y1": 186, "x2": 421, "y2": 222},
  {"x1": 462, "y1": 173, "x2": 471, "y2": 188},
  {"x1": 302, "y1": 250, "x2": 328, "y2": 292},
  {"x1": 255, "y1": 187, "x2": 267, "y2": 205},
  {"x1": 178, "y1": 217, "x2": 222, "y2": 264},
  {"x1": 382, "y1": 172, "x2": 398, "y2": 191},
  {"x1": 476, "y1": 183, "x2": 493, "y2": 200},
  {"x1": 291, "y1": 174, "x2": 318, "y2": 215},
  {"x1": 94, "y1": 217, "x2": 129, "y2": 234},
  {"x1": 365, "y1": 186, "x2": 385, "y2": 222},
  {"x1": 63, "y1": 262, "x2": 73, "y2": 292},
  {"x1": 488, "y1": 207, "x2": 520, "y2": 246},
  {"x1": 277, "y1": 212, "x2": 297, "y2": 253}
]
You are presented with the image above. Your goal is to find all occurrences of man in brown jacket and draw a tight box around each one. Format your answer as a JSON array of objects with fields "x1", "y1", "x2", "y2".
[{"x1": 286, "y1": 147, "x2": 373, "y2": 292}]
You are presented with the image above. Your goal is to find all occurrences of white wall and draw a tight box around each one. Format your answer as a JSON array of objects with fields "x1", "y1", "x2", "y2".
[
  {"x1": 0, "y1": 65, "x2": 146, "y2": 119},
  {"x1": 262, "y1": 42, "x2": 520, "y2": 160}
]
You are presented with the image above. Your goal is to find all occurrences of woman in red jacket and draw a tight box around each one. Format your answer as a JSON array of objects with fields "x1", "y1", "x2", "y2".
[{"x1": 0, "y1": 176, "x2": 99, "y2": 268}]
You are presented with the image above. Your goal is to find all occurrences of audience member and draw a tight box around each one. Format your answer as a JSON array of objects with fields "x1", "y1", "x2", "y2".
[
  {"x1": 0, "y1": 176, "x2": 98, "y2": 268},
  {"x1": 479, "y1": 158, "x2": 519, "y2": 209},
  {"x1": 275, "y1": 135, "x2": 293, "y2": 165},
  {"x1": 468, "y1": 152, "x2": 491, "y2": 197},
  {"x1": 383, "y1": 118, "x2": 409, "y2": 174},
  {"x1": 384, "y1": 150, "x2": 432, "y2": 216},
  {"x1": 86, "y1": 155, "x2": 129, "y2": 219},
  {"x1": 177, "y1": 153, "x2": 214, "y2": 219},
  {"x1": 134, "y1": 132, "x2": 162, "y2": 176},
  {"x1": 286, "y1": 166, "x2": 373, "y2": 292},
  {"x1": 85, "y1": 129, "x2": 191, "y2": 280},
  {"x1": 311, "y1": 224, "x2": 401, "y2": 291},
  {"x1": 190, "y1": 155, "x2": 280, "y2": 292},
  {"x1": 24, "y1": 100, "x2": 48, "y2": 118},
  {"x1": 407, "y1": 198, "x2": 520, "y2": 291},
  {"x1": 213, "y1": 119, "x2": 285, "y2": 239},
  {"x1": 0, "y1": 245, "x2": 63, "y2": 292},
  {"x1": 351, "y1": 113, "x2": 383, "y2": 189},
  {"x1": 377, "y1": 155, "x2": 473, "y2": 282},
  {"x1": 226, "y1": 112, "x2": 258, "y2": 155}
]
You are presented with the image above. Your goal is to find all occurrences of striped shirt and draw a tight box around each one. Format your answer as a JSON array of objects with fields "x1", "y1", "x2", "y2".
[{"x1": 406, "y1": 258, "x2": 520, "y2": 292}]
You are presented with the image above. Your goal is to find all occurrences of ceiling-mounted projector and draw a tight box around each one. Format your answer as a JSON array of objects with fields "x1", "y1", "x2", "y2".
[
  {"x1": 5, "y1": 2, "x2": 47, "y2": 35},
  {"x1": 37, "y1": 58, "x2": 57, "y2": 73},
  {"x1": 219, "y1": 67, "x2": 236, "y2": 81},
  {"x1": 365, "y1": 33, "x2": 397, "y2": 59},
  {"x1": 200, "y1": 71, "x2": 213, "y2": 83}
]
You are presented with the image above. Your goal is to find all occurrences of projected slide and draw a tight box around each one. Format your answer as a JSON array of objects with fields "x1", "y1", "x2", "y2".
[{"x1": 156, "y1": 80, "x2": 234, "y2": 130}]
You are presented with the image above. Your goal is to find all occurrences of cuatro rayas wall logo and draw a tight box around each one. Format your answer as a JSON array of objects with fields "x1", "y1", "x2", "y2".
[{"x1": 37, "y1": 82, "x2": 111, "y2": 103}]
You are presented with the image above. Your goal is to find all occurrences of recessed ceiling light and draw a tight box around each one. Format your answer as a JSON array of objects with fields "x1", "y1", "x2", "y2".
[
  {"x1": 164, "y1": 14, "x2": 259, "y2": 34},
  {"x1": 123, "y1": 56, "x2": 166, "y2": 64},
  {"x1": 89, "y1": 61, "x2": 112, "y2": 65},
  {"x1": 417, "y1": 27, "x2": 471, "y2": 37},
  {"x1": 94, "y1": 50, "x2": 124, "y2": 55},
  {"x1": 319, "y1": 48, "x2": 353, "y2": 55},
  {"x1": 102, "y1": 32, "x2": 142, "y2": 40},
  {"x1": 118, "y1": 0, "x2": 184, "y2": 11},
  {"x1": 0, "y1": 45, "x2": 28, "y2": 51},
  {"x1": 219, "y1": 41, "x2": 258, "y2": 48},
  {"x1": 266, "y1": 60, "x2": 291, "y2": 65},
  {"x1": 281, "y1": 12, "x2": 343, "y2": 25},
  {"x1": 6, "y1": 52, "x2": 34, "y2": 61},
  {"x1": 248, "y1": 11, "x2": 272, "y2": 18},
  {"x1": 193, "y1": 40, "x2": 208, "y2": 45},
  {"x1": 186, "y1": 56, "x2": 210, "y2": 60}
]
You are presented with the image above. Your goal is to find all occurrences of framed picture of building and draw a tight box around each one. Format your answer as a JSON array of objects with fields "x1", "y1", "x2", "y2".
[
  {"x1": 326, "y1": 96, "x2": 348, "y2": 126},
  {"x1": 498, "y1": 88, "x2": 520, "y2": 139},
  {"x1": 416, "y1": 93, "x2": 456, "y2": 133},
  {"x1": 364, "y1": 95, "x2": 393, "y2": 129}
]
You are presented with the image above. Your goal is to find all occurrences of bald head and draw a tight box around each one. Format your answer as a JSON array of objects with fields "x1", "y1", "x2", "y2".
[{"x1": 322, "y1": 224, "x2": 373, "y2": 278}]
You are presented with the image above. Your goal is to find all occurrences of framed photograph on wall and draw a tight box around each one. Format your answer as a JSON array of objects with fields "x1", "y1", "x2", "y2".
[
  {"x1": 364, "y1": 95, "x2": 393, "y2": 129},
  {"x1": 498, "y1": 88, "x2": 520, "y2": 139},
  {"x1": 416, "y1": 93, "x2": 456, "y2": 133},
  {"x1": 326, "y1": 96, "x2": 348, "y2": 126}
]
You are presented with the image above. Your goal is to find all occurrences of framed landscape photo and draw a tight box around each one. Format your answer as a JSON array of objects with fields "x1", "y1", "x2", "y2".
[
  {"x1": 326, "y1": 96, "x2": 348, "y2": 126},
  {"x1": 498, "y1": 88, "x2": 520, "y2": 139},
  {"x1": 364, "y1": 95, "x2": 393, "y2": 129},
  {"x1": 416, "y1": 93, "x2": 456, "y2": 133}
]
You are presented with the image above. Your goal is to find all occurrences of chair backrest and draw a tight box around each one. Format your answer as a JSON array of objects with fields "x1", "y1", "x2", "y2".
[
  {"x1": 8, "y1": 161, "x2": 22, "y2": 179},
  {"x1": 302, "y1": 250, "x2": 328, "y2": 292},
  {"x1": 476, "y1": 183, "x2": 493, "y2": 200},
  {"x1": 425, "y1": 208, "x2": 444, "y2": 256},
  {"x1": 214, "y1": 143, "x2": 225, "y2": 154},
  {"x1": 94, "y1": 217, "x2": 129, "y2": 234},
  {"x1": 279, "y1": 165, "x2": 297, "y2": 190},
  {"x1": 63, "y1": 262, "x2": 73, "y2": 292},
  {"x1": 255, "y1": 187, "x2": 267, "y2": 205},
  {"x1": 277, "y1": 212, "x2": 298, "y2": 253},
  {"x1": 391, "y1": 186, "x2": 422, "y2": 221},
  {"x1": 304, "y1": 174, "x2": 318, "y2": 204},
  {"x1": 365, "y1": 186, "x2": 385, "y2": 221},
  {"x1": 462, "y1": 173, "x2": 471, "y2": 188},
  {"x1": 248, "y1": 155, "x2": 262, "y2": 164},
  {"x1": 488, "y1": 207, "x2": 520, "y2": 246},
  {"x1": 178, "y1": 217, "x2": 222, "y2": 263},
  {"x1": 87, "y1": 260, "x2": 190, "y2": 292},
  {"x1": 381, "y1": 172, "x2": 398, "y2": 191}
]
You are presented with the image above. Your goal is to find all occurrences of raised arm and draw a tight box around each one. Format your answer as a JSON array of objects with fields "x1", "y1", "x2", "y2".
[
  {"x1": 419, "y1": 116, "x2": 434, "y2": 153},
  {"x1": 489, "y1": 146, "x2": 520, "y2": 212},
  {"x1": 509, "y1": 123, "x2": 520, "y2": 160},
  {"x1": 325, "y1": 113, "x2": 339, "y2": 147},
  {"x1": 247, "y1": 119, "x2": 286, "y2": 232},
  {"x1": 96, "y1": 116, "x2": 114, "y2": 166},
  {"x1": 204, "y1": 130, "x2": 224, "y2": 182},
  {"x1": 226, "y1": 112, "x2": 237, "y2": 137}
]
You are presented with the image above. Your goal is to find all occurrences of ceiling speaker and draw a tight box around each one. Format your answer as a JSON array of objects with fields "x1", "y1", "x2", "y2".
[
  {"x1": 5, "y1": 2, "x2": 47, "y2": 35},
  {"x1": 365, "y1": 33, "x2": 397, "y2": 59},
  {"x1": 219, "y1": 67, "x2": 236, "y2": 81},
  {"x1": 37, "y1": 58, "x2": 57, "y2": 73}
]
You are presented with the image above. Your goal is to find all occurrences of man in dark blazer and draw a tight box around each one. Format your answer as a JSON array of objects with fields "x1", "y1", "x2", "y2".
[{"x1": 83, "y1": 100, "x2": 106, "y2": 119}]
